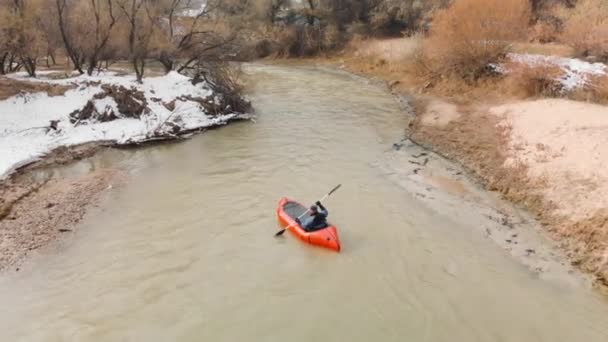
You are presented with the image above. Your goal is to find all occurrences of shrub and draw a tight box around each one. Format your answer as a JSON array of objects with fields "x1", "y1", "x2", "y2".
[
  {"x1": 192, "y1": 62, "x2": 252, "y2": 114},
  {"x1": 570, "y1": 74, "x2": 608, "y2": 104},
  {"x1": 422, "y1": 0, "x2": 531, "y2": 83},
  {"x1": 503, "y1": 63, "x2": 565, "y2": 98},
  {"x1": 560, "y1": 0, "x2": 608, "y2": 61},
  {"x1": 529, "y1": 15, "x2": 564, "y2": 43},
  {"x1": 368, "y1": 0, "x2": 449, "y2": 36}
]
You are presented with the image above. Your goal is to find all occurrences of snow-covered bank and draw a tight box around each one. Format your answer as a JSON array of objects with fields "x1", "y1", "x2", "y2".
[
  {"x1": 0, "y1": 71, "x2": 251, "y2": 179},
  {"x1": 504, "y1": 53, "x2": 607, "y2": 91}
]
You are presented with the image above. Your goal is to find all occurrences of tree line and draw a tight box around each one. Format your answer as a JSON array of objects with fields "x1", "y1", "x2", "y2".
[
  {"x1": 0, "y1": 0, "x2": 460, "y2": 79},
  {"x1": 0, "y1": 0, "x2": 239, "y2": 81},
  {"x1": 0, "y1": 0, "x2": 594, "y2": 81}
]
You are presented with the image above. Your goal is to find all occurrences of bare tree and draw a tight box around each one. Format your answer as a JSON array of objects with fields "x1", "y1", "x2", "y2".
[
  {"x1": 55, "y1": 0, "x2": 85, "y2": 74},
  {"x1": 86, "y1": 0, "x2": 118, "y2": 75},
  {"x1": 117, "y1": 0, "x2": 157, "y2": 82},
  {"x1": 0, "y1": 0, "x2": 46, "y2": 76},
  {"x1": 155, "y1": 0, "x2": 237, "y2": 74},
  {"x1": 34, "y1": 1, "x2": 63, "y2": 68}
]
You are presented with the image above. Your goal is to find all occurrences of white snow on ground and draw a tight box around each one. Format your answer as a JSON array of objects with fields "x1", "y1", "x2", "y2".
[
  {"x1": 179, "y1": 1, "x2": 207, "y2": 17},
  {"x1": 0, "y1": 71, "x2": 249, "y2": 178},
  {"x1": 506, "y1": 53, "x2": 607, "y2": 91}
]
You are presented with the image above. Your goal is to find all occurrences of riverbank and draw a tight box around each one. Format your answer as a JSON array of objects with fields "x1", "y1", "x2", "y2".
[
  {"x1": 312, "y1": 38, "x2": 608, "y2": 288},
  {"x1": 0, "y1": 68, "x2": 252, "y2": 270},
  {"x1": 0, "y1": 70, "x2": 252, "y2": 179},
  {"x1": 0, "y1": 167, "x2": 126, "y2": 271}
]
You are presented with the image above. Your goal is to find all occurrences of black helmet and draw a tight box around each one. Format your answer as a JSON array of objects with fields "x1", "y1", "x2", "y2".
[{"x1": 310, "y1": 205, "x2": 318, "y2": 212}]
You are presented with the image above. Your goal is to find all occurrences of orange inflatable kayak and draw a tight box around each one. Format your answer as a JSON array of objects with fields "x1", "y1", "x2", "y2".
[{"x1": 277, "y1": 197, "x2": 340, "y2": 252}]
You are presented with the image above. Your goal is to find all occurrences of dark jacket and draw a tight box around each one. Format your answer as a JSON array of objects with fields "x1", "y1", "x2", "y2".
[{"x1": 302, "y1": 203, "x2": 328, "y2": 231}]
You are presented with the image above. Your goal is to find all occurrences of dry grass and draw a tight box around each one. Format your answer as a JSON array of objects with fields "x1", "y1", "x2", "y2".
[
  {"x1": 328, "y1": 39, "x2": 516, "y2": 103},
  {"x1": 421, "y1": 0, "x2": 531, "y2": 83},
  {"x1": 529, "y1": 20, "x2": 561, "y2": 44},
  {"x1": 559, "y1": 0, "x2": 608, "y2": 60},
  {"x1": 544, "y1": 206, "x2": 608, "y2": 286},
  {"x1": 502, "y1": 62, "x2": 566, "y2": 98},
  {"x1": 410, "y1": 107, "x2": 548, "y2": 209},
  {"x1": 511, "y1": 42, "x2": 575, "y2": 57},
  {"x1": 0, "y1": 77, "x2": 73, "y2": 100},
  {"x1": 569, "y1": 74, "x2": 608, "y2": 104},
  {"x1": 349, "y1": 37, "x2": 422, "y2": 63}
]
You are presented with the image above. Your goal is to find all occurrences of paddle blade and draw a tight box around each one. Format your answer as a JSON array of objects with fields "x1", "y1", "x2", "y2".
[
  {"x1": 274, "y1": 229, "x2": 287, "y2": 237},
  {"x1": 328, "y1": 184, "x2": 342, "y2": 196}
]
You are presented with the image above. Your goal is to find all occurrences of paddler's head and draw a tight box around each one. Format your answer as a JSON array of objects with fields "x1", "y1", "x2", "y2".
[{"x1": 310, "y1": 205, "x2": 318, "y2": 213}]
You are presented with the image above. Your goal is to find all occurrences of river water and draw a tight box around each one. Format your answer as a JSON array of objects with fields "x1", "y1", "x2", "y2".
[{"x1": 1, "y1": 64, "x2": 607, "y2": 341}]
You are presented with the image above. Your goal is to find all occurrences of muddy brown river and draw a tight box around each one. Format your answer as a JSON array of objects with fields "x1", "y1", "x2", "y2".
[{"x1": 1, "y1": 64, "x2": 608, "y2": 341}]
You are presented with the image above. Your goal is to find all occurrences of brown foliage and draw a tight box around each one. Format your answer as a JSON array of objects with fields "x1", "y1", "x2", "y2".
[
  {"x1": 560, "y1": 0, "x2": 608, "y2": 61},
  {"x1": 191, "y1": 62, "x2": 252, "y2": 114},
  {"x1": 368, "y1": 0, "x2": 449, "y2": 36},
  {"x1": 422, "y1": 0, "x2": 531, "y2": 83},
  {"x1": 569, "y1": 74, "x2": 608, "y2": 104},
  {"x1": 70, "y1": 84, "x2": 148, "y2": 123},
  {"x1": 0, "y1": 0, "x2": 49, "y2": 76},
  {"x1": 503, "y1": 63, "x2": 565, "y2": 98}
]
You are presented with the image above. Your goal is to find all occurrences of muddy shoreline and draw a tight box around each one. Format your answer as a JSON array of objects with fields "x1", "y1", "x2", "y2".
[
  {"x1": 381, "y1": 136, "x2": 595, "y2": 290},
  {"x1": 305, "y1": 56, "x2": 608, "y2": 291},
  {"x1": 0, "y1": 114, "x2": 251, "y2": 271},
  {"x1": 0, "y1": 140, "x2": 130, "y2": 271},
  {"x1": 0, "y1": 167, "x2": 126, "y2": 271}
]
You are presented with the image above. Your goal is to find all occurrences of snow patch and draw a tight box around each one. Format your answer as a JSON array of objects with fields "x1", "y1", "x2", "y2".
[
  {"x1": 179, "y1": 1, "x2": 208, "y2": 17},
  {"x1": 505, "y1": 53, "x2": 607, "y2": 91},
  {"x1": 0, "y1": 71, "x2": 250, "y2": 179}
]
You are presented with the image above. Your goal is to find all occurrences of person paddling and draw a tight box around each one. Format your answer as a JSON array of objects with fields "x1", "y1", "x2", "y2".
[{"x1": 296, "y1": 201, "x2": 329, "y2": 232}]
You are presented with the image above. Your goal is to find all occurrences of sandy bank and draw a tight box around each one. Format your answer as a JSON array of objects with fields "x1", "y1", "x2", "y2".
[
  {"x1": 0, "y1": 168, "x2": 126, "y2": 271},
  {"x1": 496, "y1": 100, "x2": 608, "y2": 280},
  {"x1": 408, "y1": 97, "x2": 608, "y2": 286}
]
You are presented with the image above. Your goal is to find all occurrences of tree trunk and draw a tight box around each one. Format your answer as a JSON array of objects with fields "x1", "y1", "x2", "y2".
[
  {"x1": 307, "y1": 0, "x2": 316, "y2": 25},
  {"x1": 87, "y1": 56, "x2": 98, "y2": 76},
  {"x1": 134, "y1": 58, "x2": 145, "y2": 83},
  {"x1": 177, "y1": 56, "x2": 197, "y2": 73},
  {"x1": 8, "y1": 54, "x2": 21, "y2": 73},
  {"x1": 159, "y1": 52, "x2": 174, "y2": 73},
  {"x1": 55, "y1": 0, "x2": 84, "y2": 74},
  {"x1": 21, "y1": 57, "x2": 36, "y2": 77},
  {"x1": 0, "y1": 53, "x2": 7, "y2": 75}
]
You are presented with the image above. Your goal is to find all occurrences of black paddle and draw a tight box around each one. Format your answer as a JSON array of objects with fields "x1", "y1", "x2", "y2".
[{"x1": 274, "y1": 184, "x2": 342, "y2": 237}]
